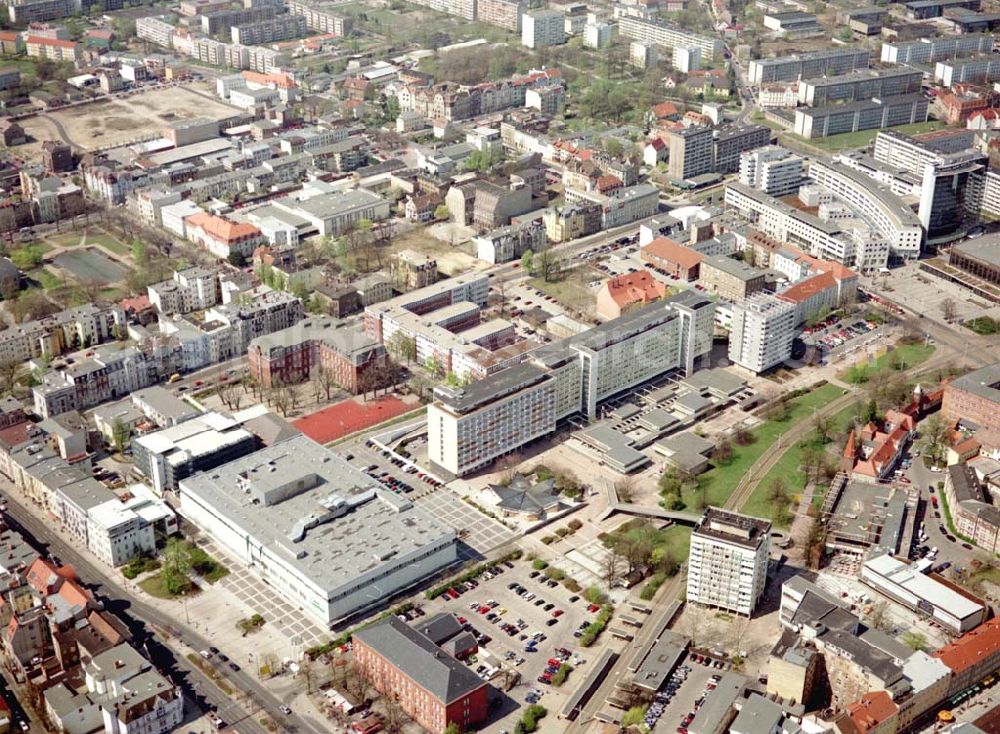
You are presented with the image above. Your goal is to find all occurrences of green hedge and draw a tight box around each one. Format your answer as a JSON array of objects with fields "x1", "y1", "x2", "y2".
[
  {"x1": 551, "y1": 663, "x2": 572, "y2": 687},
  {"x1": 514, "y1": 705, "x2": 547, "y2": 734},
  {"x1": 579, "y1": 605, "x2": 614, "y2": 647}
]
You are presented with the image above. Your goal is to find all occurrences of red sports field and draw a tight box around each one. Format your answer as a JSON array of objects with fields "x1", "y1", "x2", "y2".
[{"x1": 293, "y1": 395, "x2": 413, "y2": 444}]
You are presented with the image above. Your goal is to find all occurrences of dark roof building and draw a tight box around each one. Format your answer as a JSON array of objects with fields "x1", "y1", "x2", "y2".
[{"x1": 352, "y1": 616, "x2": 489, "y2": 734}]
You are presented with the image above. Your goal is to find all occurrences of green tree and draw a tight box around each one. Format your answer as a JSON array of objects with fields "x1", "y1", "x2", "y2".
[
  {"x1": 521, "y1": 249, "x2": 534, "y2": 274},
  {"x1": 921, "y1": 413, "x2": 950, "y2": 466},
  {"x1": 433, "y1": 204, "x2": 450, "y2": 221},
  {"x1": 228, "y1": 250, "x2": 247, "y2": 267},
  {"x1": 160, "y1": 538, "x2": 193, "y2": 595},
  {"x1": 387, "y1": 332, "x2": 417, "y2": 364},
  {"x1": 443, "y1": 725, "x2": 462, "y2": 734},
  {"x1": 621, "y1": 706, "x2": 648, "y2": 728},
  {"x1": 604, "y1": 138, "x2": 624, "y2": 158},
  {"x1": 10, "y1": 244, "x2": 43, "y2": 270},
  {"x1": 110, "y1": 418, "x2": 131, "y2": 454}
]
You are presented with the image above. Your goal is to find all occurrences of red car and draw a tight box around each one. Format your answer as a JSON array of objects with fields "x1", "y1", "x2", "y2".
[
  {"x1": 552, "y1": 610, "x2": 564, "y2": 617},
  {"x1": 478, "y1": 605, "x2": 490, "y2": 614},
  {"x1": 587, "y1": 604, "x2": 600, "y2": 613}
]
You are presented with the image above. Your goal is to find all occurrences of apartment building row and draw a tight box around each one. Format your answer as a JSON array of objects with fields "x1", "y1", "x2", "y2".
[
  {"x1": 793, "y1": 94, "x2": 929, "y2": 140},
  {"x1": 880, "y1": 33, "x2": 994, "y2": 65},
  {"x1": 617, "y1": 15, "x2": 724, "y2": 59},
  {"x1": 285, "y1": 0, "x2": 353, "y2": 35},
  {"x1": 667, "y1": 124, "x2": 771, "y2": 181},
  {"x1": 393, "y1": 67, "x2": 564, "y2": 122},
  {"x1": 136, "y1": 16, "x2": 286, "y2": 73},
  {"x1": 427, "y1": 290, "x2": 716, "y2": 477},
  {"x1": 748, "y1": 47, "x2": 870, "y2": 84},
  {"x1": 797, "y1": 68, "x2": 923, "y2": 107},
  {"x1": 33, "y1": 288, "x2": 304, "y2": 418},
  {"x1": 0, "y1": 302, "x2": 125, "y2": 365},
  {"x1": 231, "y1": 14, "x2": 307, "y2": 45}
]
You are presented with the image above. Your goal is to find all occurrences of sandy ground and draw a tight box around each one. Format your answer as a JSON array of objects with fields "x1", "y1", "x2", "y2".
[{"x1": 17, "y1": 82, "x2": 240, "y2": 159}]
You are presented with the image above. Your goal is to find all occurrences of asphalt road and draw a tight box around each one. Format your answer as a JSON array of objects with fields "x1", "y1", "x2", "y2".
[{"x1": 0, "y1": 486, "x2": 327, "y2": 734}]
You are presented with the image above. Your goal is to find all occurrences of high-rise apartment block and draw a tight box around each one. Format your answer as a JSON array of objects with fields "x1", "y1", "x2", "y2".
[
  {"x1": 739, "y1": 146, "x2": 804, "y2": 197},
  {"x1": 728, "y1": 293, "x2": 797, "y2": 374},
  {"x1": 687, "y1": 507, "x2": 771, "y2": 616},
  {"x1": 477, "y1": 0, "x2": 525, "y2": 30},
  {"x1": 522, "y1": 9, "x2": 566, "y2": 47},
  {"x1": 618, "y1": 16, "x2": 724, "y2": 59},
  {"x1": 668, "y1": 125, "x2": 714, "y2": 180}
]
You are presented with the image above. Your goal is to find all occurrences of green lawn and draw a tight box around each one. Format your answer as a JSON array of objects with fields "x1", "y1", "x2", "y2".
[
  {"x1": 689, "y1": 383, "x2": 847, "y2": 508},
  {"x1": 792, "y1": 121, "x2": 947, "y2": 153},
  {"x1": 30, "y1": 268, "x2": 63, "y2": 290},
  {"x1": 49, "y1": 232, "x2": 84, "y2": 248},
  {"x1": 139, "y1": 574, "x2": 184, "y2": 599},
  {"x1": 744, "y1": 395, "x2": 870, "y2": 525},
  {"x1": 87, "y1": 233, "x2": 130, "y2": 256},
  {"x1": 843, "y1": 343, "x2": 936, "y2": 384},
  {"x1": 658, "y1": 526, "x2": 691, "y2": 563}
]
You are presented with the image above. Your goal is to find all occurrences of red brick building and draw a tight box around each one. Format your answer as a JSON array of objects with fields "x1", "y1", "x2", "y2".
[
  {"x1": 641, "y1": 236, "x2": 704, "y2": 281},
  {"x1": 942, "y1": 363, "x2": 1000, "y2": 433},
  {"x1": 247, "y1": 317, "x2": 389, "y2": 393},
  {"x1": 353, "y1": 617, "x2": 489, "y2": 734}
]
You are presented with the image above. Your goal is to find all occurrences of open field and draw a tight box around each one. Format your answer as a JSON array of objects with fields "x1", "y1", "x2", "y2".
[
  {"x1": 16, "y1": 82, "x2": 239, "y2": 160},
  {"x1": 685, "y1": 383, "x2": 848, "y2": 510},
  {"x1": 842, "y1": 343, "x2": 936, "y2": 384},
  {"x1": 529, "y1": 266, "x2": 603, "y2": 315}
]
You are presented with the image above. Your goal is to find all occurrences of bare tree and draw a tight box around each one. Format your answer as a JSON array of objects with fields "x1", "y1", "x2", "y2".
[
  {"x1": 602, "y1": 551, "x2": 621, "y2": 587},
  {"x1": 299, "y1": 659, "x2": 316, "y2": 694},
  {"x1": 218, "y1": 381, "x2": 243, "y2": 411},
  {"x1": 614, "y1": 475, "x2": 637, "y2": 503},
  {"x1": 940, "y1": 298, "x2": 958, "y2": 322},
  {"x1": 287, "y1": 382, "x2": 302, "y2": 414},
  {"x1": 314, "y1": 365, "x2": 340, "y2": 400}
]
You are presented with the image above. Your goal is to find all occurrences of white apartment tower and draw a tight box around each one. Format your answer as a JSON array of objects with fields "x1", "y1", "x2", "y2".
[
  {"x1": 738, "y1": 146, "x2": 804, "y2": 198},
  {"x1": 728, "y1": 293, "x2": 796, "y2": 374},
  {"x1": 687, "y1": 507, "x2": 771, "y2": 616},
  {"x1": 522, "y1": 9, "x2": 566, "y2": 48}
]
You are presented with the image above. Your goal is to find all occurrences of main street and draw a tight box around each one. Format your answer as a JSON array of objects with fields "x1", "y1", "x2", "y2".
[{"x1": 0, "y1": 485, "x2": 331, "y2": 734}]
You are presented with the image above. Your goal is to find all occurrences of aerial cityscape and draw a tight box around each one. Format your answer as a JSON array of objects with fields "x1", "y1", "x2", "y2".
[{"x1": 0, "y1": 0, "x2": 993, "y2": 733}]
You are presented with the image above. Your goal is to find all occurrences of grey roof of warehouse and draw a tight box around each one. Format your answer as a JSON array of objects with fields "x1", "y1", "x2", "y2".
[
  {"x1": 702, "y1": 255, "x2": 763, "y2": 281},
  {"x1": 353, "y1": 616, "x2": 486, "y2": 704},
  {"x1": 178, "y1": 434, "x2": 455, "y2": 594}
]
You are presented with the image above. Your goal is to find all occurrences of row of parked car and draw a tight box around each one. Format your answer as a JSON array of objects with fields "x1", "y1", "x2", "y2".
[{"x1": 675, "y1": 670, "x2": 725, "y2": 734}]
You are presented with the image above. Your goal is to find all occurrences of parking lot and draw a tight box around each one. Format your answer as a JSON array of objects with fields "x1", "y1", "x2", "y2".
[
  {"x1": 802, "y1": 316, "x2": 886, "y2": 359},
  {"x1": 651, "y1": 661, "x2": 721, "y2": 734},
  {"x1": 418, "y1": 558, "x2": 605, "y2": 731}
]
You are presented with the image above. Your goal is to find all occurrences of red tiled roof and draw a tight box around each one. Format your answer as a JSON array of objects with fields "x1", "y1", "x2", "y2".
[
  {"x1": 0, "y1": 31, "x2": 20, "y2": 41},
  {"x1": 185, "y1": 212, "x2": 261, "y2": 244},
  {"x1": 242, "y1": 70, "x2": 296, "y2": 89},
  {"x1": 934, "y1": 618, "x2": 1000, "y2": 673},
  {"x1": 779, "y1": 271, "x2": 837, "y2": 304},
  {"x1": 0, "y1": 421, "x2": 32, "y2": 450},
  {"x1": 26, "y1": 36, "x2": 77, "y2": 48},
  {"x1": 847, "y1": 691, "x2": 898, "y2": 734},
  {"x1": 642, "y1": 237, "x2": 703, "y2": 269},
  {"x1": 603, "y1": 270, "x2": 666, "y2": 308},
  {"x1": 651, "y1": 101, "x2": 678, "y2": 118}
]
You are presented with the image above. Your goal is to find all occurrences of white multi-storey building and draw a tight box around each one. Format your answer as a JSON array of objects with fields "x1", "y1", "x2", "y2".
[
  {"x1": 86, "y1": 500, "x2": 157, "y2": 568},
  {"x1": 728, "y1": 293, "x2": 797, "y2": 374},
  {"x1": 135, "y1": 16, "x2": 176, "y2": 47},
  {"x1": 687, "y1": 507, "x2": 771, "y2": 616},
  {"x1": 807, "y1": 159, "x2": 924, "y2": 261},
  {"x1": 427, "y1": 292, "x2": 715, "y2": 476},
  {"x1": 738, "y1": 146, "x2": 804, "y2": 198},
  {"x1": 522, "y1": 9, "x2": 566, "y2": 48},
  {"x1": 618, "y1": 15, "x2": 724, "y2": 59},
  {"x1": 147, "y1": 267, "x2": 218, "y2": 315},
  {"x1": 880, "y1": 33, "x2": 993, "y2": 65}
]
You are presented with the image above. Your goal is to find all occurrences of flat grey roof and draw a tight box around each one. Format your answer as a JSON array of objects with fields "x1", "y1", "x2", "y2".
[
  {"x1": 703, "y1": 255, "x2": 764, "y2": 281},
  {"x1": 132, "y1": 386, "x2": 199, "y2": 422},
  {"x1": 179, "y1": 435, "x2": 455, "y2": 594},
  {"x1": 694, "y1": 507, "x2": 771, "y2": 549},
  {"x1": 435, "y1": 362, "x2": 550, "y2": 414},
  {"x1": 953, "y1": 239, "x2": 1000, "y2": 267},
  {"x1": 632, "y1": 628, "x2": 689, "y2": 691},
  {"x1": 731, "y1": 694, "x2": 784, "y2": 734},
  {"x1": 689, "y1": 672, "x2": 747, "y2": 734}
]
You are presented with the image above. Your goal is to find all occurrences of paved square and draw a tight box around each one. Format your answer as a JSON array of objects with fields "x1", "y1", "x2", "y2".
[{"x1": 415, "y1": 490, "x2": 517, "y2": 558}]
